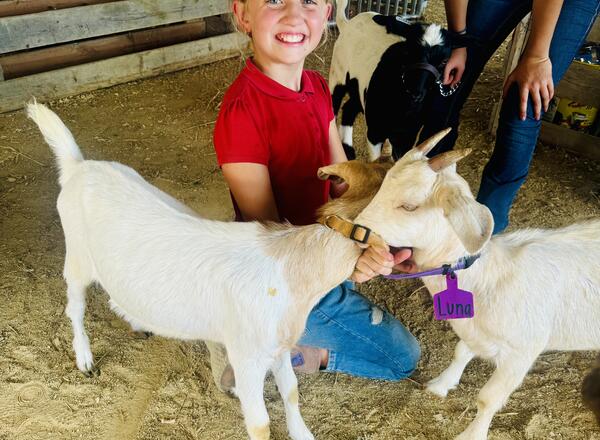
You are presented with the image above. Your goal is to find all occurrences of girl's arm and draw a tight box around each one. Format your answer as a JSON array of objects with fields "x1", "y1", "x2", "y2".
[
  {"x1": 502, "y1": 0, "x2": 563, "y2": 120},
  {"x1": 328, "y1": 120, "x2": 349, "y2": 198},
  {"x1": 221, "y1": 162, "x2": 280, "y2": 222}
]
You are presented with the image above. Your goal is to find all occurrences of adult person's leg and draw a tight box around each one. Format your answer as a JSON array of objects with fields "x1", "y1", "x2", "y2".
[
  {"x1": 298, "y1": 281, "x2": 420, "y2": 380},
  {"x1": 418, "y1": 0, "x2": 533, "y2": 156},
  {"x1": 477, "y1": 0, "x2": 600, "y2": 233}
]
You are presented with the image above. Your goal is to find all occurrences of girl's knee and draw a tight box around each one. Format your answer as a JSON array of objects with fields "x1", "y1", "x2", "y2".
[
  {"x1": 387, "y1": 335, "x2": 421, "y2": 380},
  {"x1": 400, "y1": 340, "x2": 421, "y2": 378}
]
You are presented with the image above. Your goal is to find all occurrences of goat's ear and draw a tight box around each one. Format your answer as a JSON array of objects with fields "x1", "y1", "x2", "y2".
[
  {"x1": 448, "y1": 32, "x2": 482, "y2": 49},
  {"x1": 317, "y1": 162, "x2": 366, "y2": 185},
  {"x1": 372, "y1": 15, "x2": 413, "y2": 37},
  {"x1": 317, "y1": 164, "x2": 345, "y2": 184},
  {"x1": 438, "y1": 186, "x2": 494, "y2": 254}
]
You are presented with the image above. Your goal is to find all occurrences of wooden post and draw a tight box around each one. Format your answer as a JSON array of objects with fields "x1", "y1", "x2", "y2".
[{"x1": 488, "y1": 13, "x2": 531, "y2": 134}]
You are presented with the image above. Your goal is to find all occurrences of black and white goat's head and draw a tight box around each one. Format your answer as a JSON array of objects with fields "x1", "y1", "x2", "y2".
[{"x1": 372, "y1": 15, "x2": 477, "y2": 108}]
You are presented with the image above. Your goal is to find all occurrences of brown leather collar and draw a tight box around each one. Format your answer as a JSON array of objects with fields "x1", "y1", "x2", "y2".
[{"x1": 319, "y1": 215, "x2": 387, "y2": 248}]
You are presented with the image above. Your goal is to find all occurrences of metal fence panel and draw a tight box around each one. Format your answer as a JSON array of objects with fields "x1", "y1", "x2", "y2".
[{"x1": 332, "y1": 0, "x2": 427, "y2": 22}]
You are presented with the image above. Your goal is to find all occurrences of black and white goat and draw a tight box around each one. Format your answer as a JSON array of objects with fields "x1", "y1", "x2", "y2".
[{"x1": 329, "y1": 0, "x2": 472, "y2": 160}]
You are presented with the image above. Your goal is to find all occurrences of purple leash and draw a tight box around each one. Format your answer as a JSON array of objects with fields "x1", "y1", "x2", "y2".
[{"x1": 383, "y1": 254, "x2": 480, "y2": 280}]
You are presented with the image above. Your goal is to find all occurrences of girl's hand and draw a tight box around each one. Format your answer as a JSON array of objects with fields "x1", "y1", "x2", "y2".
[
  {"x1": 351, "y1": 246, "x2": 394, "y2": 283},
  {"x1": 392, "y1": 247, "x2": 417, "y2": 273},
  {"x1": 503, "y1": 55, "x2": 553, "y2": 121},
  {"x1": 443, "y1": 47, "x2": 467, "y2": 86}
]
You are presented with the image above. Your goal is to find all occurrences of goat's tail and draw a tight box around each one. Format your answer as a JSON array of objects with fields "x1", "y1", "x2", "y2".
[
  {"x1": 335, "y1": 0, "x2": 349, "y2": 33},
  {"x1": 26, "y1": 99, "x2": 84, "y2": 187}
]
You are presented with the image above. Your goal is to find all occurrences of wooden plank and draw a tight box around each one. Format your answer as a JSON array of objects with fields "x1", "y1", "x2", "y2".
[
  {"x1": 587, "y1": 14, "x2": 600, "y2": 42},
  {"x1": 0, "y1": 0, "x2": 230, "y2": 54},
  {"x1": 555, "y1": 62, "x2": 600, "y2": 104},
  {"x1": 0, "y1": 32, "x2": 249, "y2": 113},
  {"x1": 488, "y1": 14, "x2": 531, "y2": 134},
  {"x1": 0, "y1": 20, "x2": 207, "y2": 79},
  {"x1": 540, "y1": 121, "x2": 600, "y2": 161},
  {"x1": 0, "y1": 0, "x2": 116, "y2": 18}
]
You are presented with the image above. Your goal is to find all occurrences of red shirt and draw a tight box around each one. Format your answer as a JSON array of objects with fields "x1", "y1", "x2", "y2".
[{"x1": 214, "y1": 59, "x2": 334, "y2": 226}]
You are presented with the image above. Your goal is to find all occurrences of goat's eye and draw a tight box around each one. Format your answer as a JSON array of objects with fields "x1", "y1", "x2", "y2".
[{"x1": 399, "y1": 204, "x2": 418, "y2": 211}]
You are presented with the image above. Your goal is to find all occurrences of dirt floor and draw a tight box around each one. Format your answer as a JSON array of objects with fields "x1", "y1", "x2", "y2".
[{"x1": 1, "y1": 2, "x2": 600, "y2": 439}]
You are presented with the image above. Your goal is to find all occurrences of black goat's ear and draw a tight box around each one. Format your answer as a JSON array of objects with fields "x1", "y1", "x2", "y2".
[
  {"x1": 372, "y1": 15, "x2": 412, "y2": 37},
  {"x1": 448, "y1": 32, "x2": 483, "y2": 49}
]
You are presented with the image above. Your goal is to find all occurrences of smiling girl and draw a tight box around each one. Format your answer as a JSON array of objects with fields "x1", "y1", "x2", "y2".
[{"x1": 208, "y1": 0, "x2": 420, "y2": 393}]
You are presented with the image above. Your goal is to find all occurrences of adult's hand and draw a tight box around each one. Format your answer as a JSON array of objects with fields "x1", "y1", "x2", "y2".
[
  {"x1": 443, "y1": 47, "x2": 467, "y2": 87},
  {"x1": 503, "y1": 55, "x2": 553, "y2": 121}
]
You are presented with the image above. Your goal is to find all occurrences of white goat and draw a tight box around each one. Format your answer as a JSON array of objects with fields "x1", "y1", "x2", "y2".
[
  {"x1": 27, "y1": 102, "x2": 409, "y2": 440},
  {"x1": 354, "y1": 134, "x2": 600, "y2": 440}
]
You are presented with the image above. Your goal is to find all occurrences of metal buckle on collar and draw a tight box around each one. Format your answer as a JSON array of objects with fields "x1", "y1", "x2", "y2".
[
  {"x1": 323, "y1": 215, "x2": 338, "y2": 229},
  {"x1": 350, "y1": 223, "x2": 371, "y2": 244}
]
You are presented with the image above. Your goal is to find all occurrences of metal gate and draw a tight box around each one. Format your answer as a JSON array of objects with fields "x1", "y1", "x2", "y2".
[{"x1": 337, "y1": 0, "x2": 428, "y2": 20}]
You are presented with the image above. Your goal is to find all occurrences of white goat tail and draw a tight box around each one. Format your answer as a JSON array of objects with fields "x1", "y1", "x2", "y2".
[
  {"x1": 26, "y1": 100, "x2": 83, "y2": 187},
  {"x1": 335, "y1": 0, "x2": 349, "y2": 32}
]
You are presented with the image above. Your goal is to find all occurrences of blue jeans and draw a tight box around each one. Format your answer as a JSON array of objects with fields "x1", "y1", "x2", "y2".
[
  {"x1": 299, "y1": 281, "x2": 420, "y2": 380},
  {"x1": 418, "y1": 0, "x2": 600, "y2": 233}
]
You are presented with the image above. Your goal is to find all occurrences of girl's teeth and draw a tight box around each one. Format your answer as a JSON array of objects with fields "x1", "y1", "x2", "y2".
[{"x1": 278, "y1": 34, "x2": 304, "y2": 43}]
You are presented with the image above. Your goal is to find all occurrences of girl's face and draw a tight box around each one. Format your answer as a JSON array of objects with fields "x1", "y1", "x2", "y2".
[{"x1": 234, "y1": 0, "x2": 331, "y2": 69}]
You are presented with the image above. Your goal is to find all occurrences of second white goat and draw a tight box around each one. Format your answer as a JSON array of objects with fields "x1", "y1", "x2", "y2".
[{"x1": 355, "y1": 135, "x2": 600, "y2": 440}]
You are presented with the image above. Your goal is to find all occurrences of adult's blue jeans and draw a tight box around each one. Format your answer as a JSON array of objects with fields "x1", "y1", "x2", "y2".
[
  {"x1": 299, "y1": 281, "x2": 420, "y2": 380},
  {"x1": 419, "y1": 0, "x2": 600, "y2": 233}
]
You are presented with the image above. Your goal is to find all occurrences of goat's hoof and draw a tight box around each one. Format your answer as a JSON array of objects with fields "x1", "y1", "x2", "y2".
[
  {"x1": 75, "y1": 350, "x2": 94, "y2": 374},
  {"x1": 130, "y1": 330, "x2": 153, "y2": 339},
  {"x1": 82, "y1": 365, "x2": 100, "y2": 378},
  {"x1": 425, "y1": 378, "x2": 451, "y2": 398}
]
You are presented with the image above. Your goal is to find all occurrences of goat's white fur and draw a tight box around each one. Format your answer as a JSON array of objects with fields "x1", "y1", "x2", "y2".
[
  {"x1": 28, "y1": 102, "x2": 365, "y2": 440},
  {"x1": 422, "y1": 24, "x2": 443, "y2": 47},
  {"x1": 355, "y1": 144, "x2": 600, "y2": 440}
]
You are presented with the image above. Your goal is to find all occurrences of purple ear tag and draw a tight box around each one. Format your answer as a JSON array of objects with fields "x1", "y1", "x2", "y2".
[{"x1": 433, "y1": 273, "x2": 474, "y2": 320}]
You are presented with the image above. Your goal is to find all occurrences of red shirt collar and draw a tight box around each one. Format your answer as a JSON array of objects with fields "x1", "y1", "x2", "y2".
[{"x1": 242, "y1": 58, "x2": 315, "y2": 99}]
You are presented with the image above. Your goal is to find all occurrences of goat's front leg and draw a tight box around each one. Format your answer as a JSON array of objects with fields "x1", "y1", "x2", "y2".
[
  {"x1": 272, "y1": 350, "x2": 314, "y2": 440},
  {"x1": 427, "y1": 340, "x2": 474, "y2": 397},
  {"x1": 229, "y1": 352, "x2": 272, "y2": 440},
  {"x1": 455, "y1": 351, "x2": 539, "y2": 440}
]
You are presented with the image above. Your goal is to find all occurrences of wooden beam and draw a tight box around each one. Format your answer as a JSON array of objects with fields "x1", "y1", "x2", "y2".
[
  {"x1": 540, "y1": 121, "x2": 600, "y2": 161},
  {"x1": 0, "y1": 32, "x2": 249, "y2": 113},
  {"x1": 0, "y1": 20, "x2": 207, "y2": 79},
  {"x1": 0, "y1": 0, "x2": 230, "y2": 54},
  {"x1": 0, "y1": 0, "x2": 116, "y2": 18}
]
